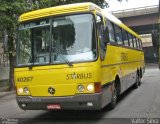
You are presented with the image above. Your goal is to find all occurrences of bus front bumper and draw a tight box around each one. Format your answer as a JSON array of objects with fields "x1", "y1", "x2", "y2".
[{"x1": 16, "y1": 93, "x2": 103, "y2": 110}]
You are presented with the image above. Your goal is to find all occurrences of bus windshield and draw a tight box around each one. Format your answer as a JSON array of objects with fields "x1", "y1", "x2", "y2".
[{"x1": 17, "y1": 14, "x2": 97, "y2": 66}]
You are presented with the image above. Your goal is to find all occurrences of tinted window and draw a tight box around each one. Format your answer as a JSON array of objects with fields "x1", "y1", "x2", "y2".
[
  {"x1": 107, "y1": 21, "x2": 116, "y2": 43},
  {"x1": 122, "y1": 30, "x2": 129, "y2": 46},
  {"x1": 103, "y1": 18, "x2": 110, "y2": 44},
  {"x1": 139, "y1": 39, "x2": 142, "y2": 50},
  {"x1": 133, "y1": 37, "x2": 137, "y2": 48},
  {"x1": 114, "y1": 25, "x2": 123, "y2": 45},
  {"x1": 128, "y1": 34, "x2": 133, "y2": 48},
  {"x1": 136, "y1": 38, "x2": 140, "y2": 49}
]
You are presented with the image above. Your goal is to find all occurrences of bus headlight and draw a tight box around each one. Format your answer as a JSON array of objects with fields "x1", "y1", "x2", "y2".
[
  {"x1": 17, "y1": 88, "x2": 23, "y2": 94},
  {"x1": 87, "y1": 84, "x2": 94, "y2": 92},
  {"x1": 23, "y1": 87, "x2": 30, "y2": 94},
  {"x1": 77, "y1": 85, "x2": 85, "y2": 92}
]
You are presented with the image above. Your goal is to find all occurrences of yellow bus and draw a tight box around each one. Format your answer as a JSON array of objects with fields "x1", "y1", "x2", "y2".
[{"x1": 15, "y1": 2, "x2": 145, "y2": 110}]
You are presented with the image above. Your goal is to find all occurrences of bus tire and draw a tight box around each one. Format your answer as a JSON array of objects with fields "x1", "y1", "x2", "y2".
[
  {"x1": 133, "y1": 72, "x2": 139, "y2": 89},
  {"x1": 138, "y1": 70, "x2": 142, "y2": 86},
  {"x1": 108, "y1": 82, "x2": 117, "y2": 110}
]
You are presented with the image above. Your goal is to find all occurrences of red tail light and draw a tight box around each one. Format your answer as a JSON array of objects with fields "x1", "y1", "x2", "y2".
[{"x1": 94, "y1": 82, "x2": 102, "y2": 93}]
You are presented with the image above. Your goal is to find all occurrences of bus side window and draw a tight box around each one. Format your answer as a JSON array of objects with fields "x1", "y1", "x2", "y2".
[
  {"x1": 114, "y1": 25, "x2": 123, "y2": 45},
  {"x1": 128, "y1": 34, "x2": 134, "y2": 48},
  {"x1": 133, "y1": 37, "x2": 137, "y2": 49},
  {"x1": 122, "y1": 29, "x2": 129, "y2": 47},
  {"x1": 139, "y1": 39, "x2": 142, "y2": 50},
  {"x1": 107, "y1": 21, "x2": 116, "y2": 44},
  {"x1": 136, "y1": 38, "x2": 140, "y2": 49},
  {"x1": 141, "y1": 40, "x2": 143, "y2": 49}
]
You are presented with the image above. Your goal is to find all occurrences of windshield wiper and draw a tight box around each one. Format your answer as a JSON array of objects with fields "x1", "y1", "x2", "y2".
[{"x1": 54, "y1": 49, "x2": 73, "y2": 67}]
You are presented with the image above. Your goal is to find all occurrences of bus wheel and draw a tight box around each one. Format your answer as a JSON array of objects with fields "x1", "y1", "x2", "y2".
[
  {"x1": 133, "y1": 73, "x2": 139, "y2": 89},
  {"x1": 138, "y1": 74, "x2": 142, "y2": 86},
  {"x1": 108, "y1": 83, "x2": 117, "y2": 110}
]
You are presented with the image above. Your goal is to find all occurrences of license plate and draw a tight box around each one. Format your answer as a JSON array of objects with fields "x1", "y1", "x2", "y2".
[{"x1": 47, "y1": 104, "x2": 61, "y2": 110}]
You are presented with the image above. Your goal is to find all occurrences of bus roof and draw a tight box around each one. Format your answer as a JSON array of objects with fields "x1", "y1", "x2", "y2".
[
  {"x1": 19, "y1": 2, "x2": 101, "y2": 22},
  {"x1": 19, "y1": 2, "x2": 141, "y2": 39}
]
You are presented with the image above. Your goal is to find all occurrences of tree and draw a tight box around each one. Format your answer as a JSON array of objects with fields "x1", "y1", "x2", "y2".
[
  {"x1": 27, "y1": 0, "x2": 108, "y2": 9},
  {"x1": 0, "y1": 0, "x2": 29, "y2": 90}
]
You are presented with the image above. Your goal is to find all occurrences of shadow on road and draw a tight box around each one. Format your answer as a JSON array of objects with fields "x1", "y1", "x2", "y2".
[
  {"x1": 24, "y1": 110, "x2": 131, "y2": 124},
  {"x1": 23, "y1": 110, "x2": 104, "y2": 124}
]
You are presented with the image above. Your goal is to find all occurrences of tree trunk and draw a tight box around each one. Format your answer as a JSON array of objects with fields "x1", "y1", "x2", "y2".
[
  {"x1": 8, "y1": 35, "x2": 16, "y2": 91},
  {"x1": 8, "y1": 53, "x2": 15, "y2": 90}
]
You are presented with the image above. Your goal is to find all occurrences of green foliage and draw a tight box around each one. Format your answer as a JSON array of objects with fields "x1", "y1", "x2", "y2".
[
  {"x1": 0, "y1": 0, "x2": 28, "y2": 34},
  {"x1": 27, "y1": 0, "x2": 108, "y2": 10},
  {"x1": 55, "y1": 0, "x2": 108, "y2": 8}
]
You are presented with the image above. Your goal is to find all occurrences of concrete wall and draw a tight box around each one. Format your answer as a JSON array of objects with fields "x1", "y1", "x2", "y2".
[{"x1": 143, "y1": 46, "x2": 158, "y2": 63}]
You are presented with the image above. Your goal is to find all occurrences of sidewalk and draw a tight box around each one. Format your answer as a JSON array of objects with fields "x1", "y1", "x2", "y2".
[
  {"x1": 0, "y1": 90, "x2": 15, "y2": 98},
  {"x1": 0, "y1": 66, "x2": 9, "y2": 81},
  {"x1": 145, "y1": 63, "x2": 159, "y2": 69},
  {"x1": 0, "y1": 79, "x2": 9, "y2": 91},
  {"x1": 0, "y1": 80, "x2": 15, "y2": 98},
  {"x1": 0, "y1": 86, "x2": 15, "y2": 98},
  {"x1": 0, "y1": 64, "x2": 9, "y2": 94}
]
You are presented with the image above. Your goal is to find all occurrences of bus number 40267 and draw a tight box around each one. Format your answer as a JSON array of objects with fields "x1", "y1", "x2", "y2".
[{"x1": 17, "y1": 77, "x2": 33, "y2": 82}]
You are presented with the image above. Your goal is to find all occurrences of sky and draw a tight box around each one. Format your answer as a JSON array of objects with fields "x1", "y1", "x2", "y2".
[{"x1": 105, "y1": 0, "x2": 159, "y2": 12}]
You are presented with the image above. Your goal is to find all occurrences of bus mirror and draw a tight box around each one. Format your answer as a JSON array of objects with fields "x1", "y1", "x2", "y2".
[{"x1": 3, "y1": 34, "x2": 9, "y2": 52}]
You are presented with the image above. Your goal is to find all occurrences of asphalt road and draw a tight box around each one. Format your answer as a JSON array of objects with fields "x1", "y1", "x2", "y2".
[{"x1": 0, "y1": 65, "x2": 160, "y2": 124}]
